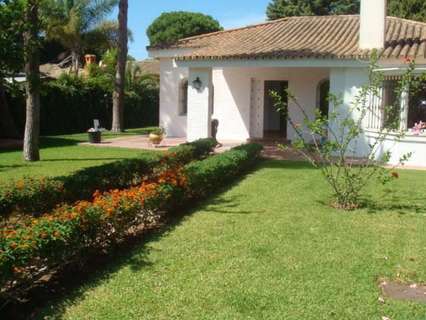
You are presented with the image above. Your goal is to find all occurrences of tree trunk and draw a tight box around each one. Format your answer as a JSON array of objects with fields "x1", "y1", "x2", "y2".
[
  {"x1": 111, "y1": 0, "x2": 128, "y2": 132},
  {"x1": 23, "y1": 0, "x2": 40, "y2": 161},
  {"x1": 71, "y1": 50, "x2": 80, "y2": 76},
  {"x1": 0, "y1": 80, "x2": 19, "y2": 138}
]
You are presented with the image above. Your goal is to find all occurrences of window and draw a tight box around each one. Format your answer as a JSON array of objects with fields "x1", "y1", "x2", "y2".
[
  {"x1": 179, "y1": 79, "x2": 188, "y2": 116},
  {"x1": 382, "y1": 80, "x2": 400, "y2": 130},
  {"x1": 369, "y1": 77, "x2": 426, "y2": 132},
  {"x1": 317, "y1": 79, "x2": 330, "y2": 118},
  {"x1": 407, "y1": 80, "x2": 426, "y2": 128}
]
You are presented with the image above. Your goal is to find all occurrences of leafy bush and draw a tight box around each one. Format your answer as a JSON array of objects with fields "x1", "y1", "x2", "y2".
[
  {"x1": 169, "y1": 138, "x2": 217, "y2": 163},
  {"x1": 7, "y1": 73, "x2": 159, "y2": 135},
  {"x1": 0, "y1": 143, "x2": 262, "y2": 299},
  {"x1": 0, "y1": 138, "x2": 216, "y2": 218},
  {"x1": 185, "y1": 143, "x2": 263, "y2": 196}
]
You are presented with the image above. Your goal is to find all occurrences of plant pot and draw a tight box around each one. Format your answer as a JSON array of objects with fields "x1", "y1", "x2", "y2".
[
  {"x1": 88, "y1": 131, "x2": 101, "y2": 144},
  {"x1": 149, "y1": 133, "x2": 163, "y2": 146}
]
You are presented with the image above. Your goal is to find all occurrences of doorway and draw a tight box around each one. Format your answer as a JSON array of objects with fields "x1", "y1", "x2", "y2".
[{"x1": 264, "y1": 81, "x2": 288, "y2": 139}]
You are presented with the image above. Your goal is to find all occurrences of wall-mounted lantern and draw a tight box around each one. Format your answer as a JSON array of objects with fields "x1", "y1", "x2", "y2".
[{"x1": 192, "y1": 76, "x2": 203, "y2": 90}]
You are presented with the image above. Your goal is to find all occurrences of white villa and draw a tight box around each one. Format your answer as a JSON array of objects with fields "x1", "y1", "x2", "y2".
[{"x1": 149, "y1": 0, "x2": 426, "y2": 167}]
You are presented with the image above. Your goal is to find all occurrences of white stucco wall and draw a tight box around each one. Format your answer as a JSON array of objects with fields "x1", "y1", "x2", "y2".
[
  {"x1": 212, "y1": 67, "x2": 329, "y2": 141},
  {"x1": 160, "y1": 62, "x2": 329, "y2": 141},
  {"x1": 187, "y1": 68, "x2": 212, "y2": 141},
  {"x1": 329, "y1": 67, "x2": 370, "y2": 154},
  {"x1": 159, "y1": 58, "x2": 188, "y2": 137}
]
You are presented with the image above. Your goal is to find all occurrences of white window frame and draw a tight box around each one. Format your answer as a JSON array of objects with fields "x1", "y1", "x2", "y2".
[{"x1": 370, "y1": 67, "x2": 426, "y2": 133}]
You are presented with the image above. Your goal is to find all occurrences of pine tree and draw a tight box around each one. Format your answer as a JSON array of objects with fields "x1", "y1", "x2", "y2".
[{"x1": 266, "y1": 0, "x2": 360, "y2": 20}]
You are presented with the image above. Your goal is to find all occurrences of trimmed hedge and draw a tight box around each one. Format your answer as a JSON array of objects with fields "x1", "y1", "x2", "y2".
[
  {"x1": 0, "y1": 143, "x2": 262, "y2": 300},
  {"x1": 185, "y1": 143, "x2": 263, "y2": 196},
  {"x1": 7, "y1": 76, "x2": 159, "y2": 136},
  {"x1": 0, "y1": 138, "x2": 216, "y2": 218}
]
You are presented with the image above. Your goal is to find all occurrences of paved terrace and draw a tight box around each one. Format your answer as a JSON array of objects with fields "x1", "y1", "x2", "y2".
[{"x1": 80, "y1": 136, "x2": 243, "y2": 153}]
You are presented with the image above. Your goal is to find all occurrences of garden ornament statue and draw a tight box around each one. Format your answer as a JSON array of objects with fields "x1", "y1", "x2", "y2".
[{"x1": 211, "y1": 119, "x2": 221, "y2": 147}]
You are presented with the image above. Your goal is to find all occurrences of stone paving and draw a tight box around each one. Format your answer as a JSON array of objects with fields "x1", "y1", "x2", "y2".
[{"x1": 80, "y1": 136, "x2": 243, "y2": 153}]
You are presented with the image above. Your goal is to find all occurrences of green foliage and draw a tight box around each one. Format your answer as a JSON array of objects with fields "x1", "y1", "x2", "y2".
[
  {"x1": 388, "y1": 0, "x2": 426, "y2": 22},
  {"x1": 266, "y1": 0, "x2": 359, "y2": 20},
  {"x1": 44, "y1": 0, "x2": 119, "y2": 71},
  {"x1": 185, "y1": 144, "x2": 263, "y2": 196},
  {"x1": 0, "y1": 0, "x2": 24, "y2": 77},
  {"x1": 149, "y1": 127, "x2": 165, "y2": 136},
  {"x1": 0, "y1": 143, "x2": 261, "y2": 302},
  {"x1": 147, "y1": 11, "x2": 222, "y2": 47},
  {"x1": 266, "y1": 0, "x2": 426, "y2": 22},
  {"x1": 7, "y1": 71, "x2": 159, "y2": 135},
  {"x1": 0, "y1": 138, "x2": 216, "y2": 218},
  {"x1": 169, "y1": 138, "x2": 216, "y2": 163}
]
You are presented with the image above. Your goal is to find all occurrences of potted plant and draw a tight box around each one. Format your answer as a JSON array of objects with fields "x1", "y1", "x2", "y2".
[
  {"x1": 149, "y1": 127, "x2": 165, "y2": 146},
  {"x1": 88, "y1": 128, "x2": 102, "y2": 143}
]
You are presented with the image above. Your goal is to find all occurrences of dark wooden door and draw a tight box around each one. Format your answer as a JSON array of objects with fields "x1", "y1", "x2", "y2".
[{"x1": 264, "y1": 81, "x2": 288, "y2": 138}]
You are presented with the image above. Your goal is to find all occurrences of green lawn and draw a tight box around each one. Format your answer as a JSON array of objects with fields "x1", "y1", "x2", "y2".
[
  {"x1": 0, "y1": 128, "x2": 157, "y2": 183},
  {"x1": 39, "y1": 161, "x2": 426, "y2": 320}
]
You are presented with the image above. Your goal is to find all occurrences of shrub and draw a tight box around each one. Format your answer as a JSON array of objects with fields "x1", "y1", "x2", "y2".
[
  {"x1": 184, "y1": 143, "x2": 263, "y2": 196},
  {"x1": 7, "y1": 74, "x2": 159, "y2": 135},
  {"x1": 0, "y1": 143, "x2": 262, "y2": 299},
  {"x1": 0, "y1": 138, "x2": 216, "y2": 218}
]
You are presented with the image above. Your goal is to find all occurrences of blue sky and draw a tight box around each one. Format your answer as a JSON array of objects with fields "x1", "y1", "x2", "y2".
[{"x1": 111, "y1": 0, "x2": 270, "y2": 60}]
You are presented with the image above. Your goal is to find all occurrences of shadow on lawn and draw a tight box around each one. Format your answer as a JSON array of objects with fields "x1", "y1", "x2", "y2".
[
  {"x1": 362, "y1": 195, "x2": 426, "y2": 215},
  {"x1": 315, "y1": 187, "x2": 426, "y2": 215},
  {"x1": 5, "y1": 166, "x2": 260, "y2": 320},
  {"x1": 40, "y1": 157, "x2": 130, "y2": 162},
  {"x1": 39, "y1": 137, "x2": 83, "y2": 148},
  {"x1": 202, "y1": 195, "x2": 265, "y2": 215},
  {"x1": 0, "y1": 164, "x2": 27, "y2": 172},
  {"x1": 259, "y1": 159, "x2": 316, "y2": 170}
]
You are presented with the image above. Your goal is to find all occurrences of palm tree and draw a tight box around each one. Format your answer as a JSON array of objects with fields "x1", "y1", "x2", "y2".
[
  {"x1": 111, "y1": 0, "x2": 127, "y2": 132},
  {"x1": 23, "y1": 0, "x2": 41, "y2": 161},
  {"x1": 46, "y1": 0, "x2": 118, "y2": 74}
]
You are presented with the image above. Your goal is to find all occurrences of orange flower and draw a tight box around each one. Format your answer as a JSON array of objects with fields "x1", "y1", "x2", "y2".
[
  {"x1": 93, "y1": 190, "x2": 102, "y2": 198},
  {"x1": 15, "y1": 180, "x2": 25, "y2": 190},
  {"x1": 12, "y1": 266, "x2": 24, "y2": 274}
]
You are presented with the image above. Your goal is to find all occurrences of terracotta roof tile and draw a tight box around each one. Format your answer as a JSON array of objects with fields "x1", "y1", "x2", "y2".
[{"x1": 153, "y1": 15, "x2": 426, "y2": 62}]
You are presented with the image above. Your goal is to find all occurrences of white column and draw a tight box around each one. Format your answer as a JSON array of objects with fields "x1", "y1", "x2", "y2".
[
  {"x1": 399, "y1": 87, "x2": 409, "y2": 131},
  {"x1": 187, "y1": 68, "x2": 212, "y2": 141}
]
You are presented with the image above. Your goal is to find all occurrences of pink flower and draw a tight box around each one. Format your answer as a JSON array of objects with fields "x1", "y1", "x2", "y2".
[{"x1": 412, "y1": 121, "x2": 426, "y2": 135}]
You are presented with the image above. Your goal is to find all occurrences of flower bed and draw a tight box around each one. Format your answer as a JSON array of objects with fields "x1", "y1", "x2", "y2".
[
  {"x1": 0, "y1": 143, "x2": 262, "y2": 301},
  {"x1": 0, "y1": 138, "x2": 216, "y2": 218}
]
